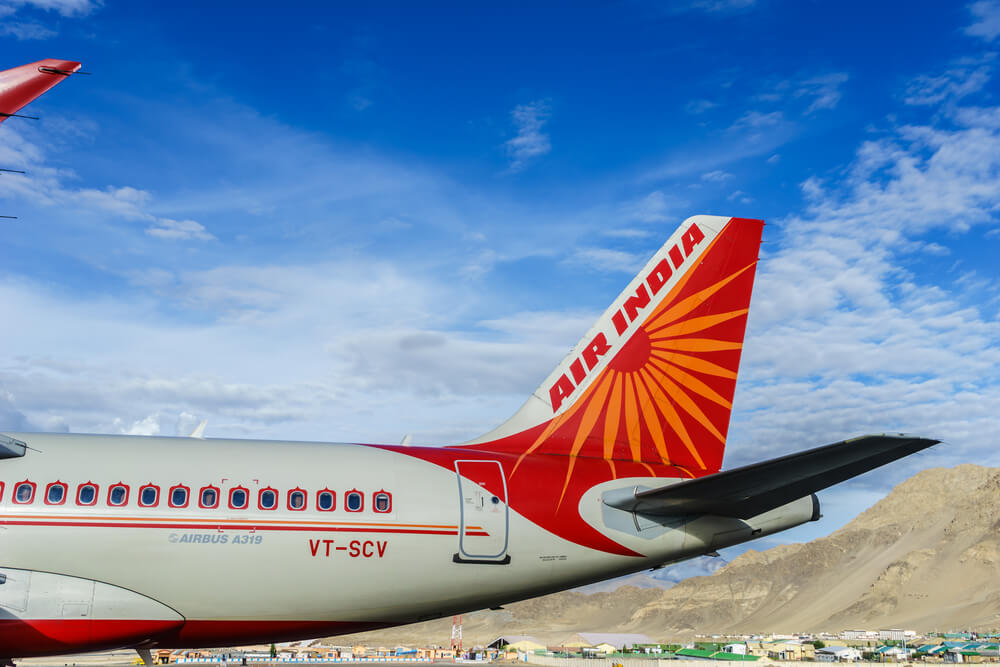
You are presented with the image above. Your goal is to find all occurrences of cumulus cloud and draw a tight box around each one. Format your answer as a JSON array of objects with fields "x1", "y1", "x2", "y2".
[
  {"x1": 504, "y1": 99, "x2": 552, "y2": 172},
  {"x1": 728, "y1": 97, "x2": 1000, "y2": 477}
]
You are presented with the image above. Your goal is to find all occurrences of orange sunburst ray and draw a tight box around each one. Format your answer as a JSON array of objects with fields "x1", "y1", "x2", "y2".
[
  {"x1": 644, "y1": 261, "x2": 757, "y2": 332},
  {"x1": 647, "y1": 308, "x2": 748, "y2": 340},
  {"x1": 653, "y1": 370, "x2": 727, "y2": 445},
  {"x1": 650, "y1": 338, "x2": 742, "y2": 353},
  {"x1": 651, "y1": 350, "x2": 738, "y2": 379},
  {"x1": 638, "y1": 368, "x2": 705, "y2": 469},
  {"x1": 648, "y1": 356, "x2": 731, "y2": 409},
  {"x1": 635, "y1": 372, "x2": 672, "y2": 465}
]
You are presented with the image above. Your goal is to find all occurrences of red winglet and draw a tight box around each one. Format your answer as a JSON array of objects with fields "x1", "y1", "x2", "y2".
[{"x1": 0, "y1": 58, "x2": 82, "y2": 123}]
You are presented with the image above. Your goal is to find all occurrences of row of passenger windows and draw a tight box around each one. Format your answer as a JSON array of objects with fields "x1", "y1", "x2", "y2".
[{"x1": 0, "y1": 480, "x2": 392, "y2": 513}]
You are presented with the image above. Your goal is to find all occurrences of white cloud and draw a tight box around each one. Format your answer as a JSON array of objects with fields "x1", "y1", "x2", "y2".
[
  {"x1": 767, "y1": 154, "x2": 781, "y2": 164},
  {"x1": 796, "y1": 72, "x2": 849, "y2": 113},
  {"x1": 567, "y1": 247, "x2": 644, "y2": 274},
  {"x1": 727, "y1": 189, "x2": 753, "y2": 204},
  {"x1": 727, "y1": 99, "x2": 1000, "y2": 480},
  {"x1": 904, "y1": 58, "x2": 993, "y2": 105},
  {"x1": 729, "y1": 110, "x2": 784, "y2": 130},
  {"x1": 145, "y1": 219, "x2": 215, "y2": 241},
  {"x1": 922, "y1": 242, "x2": 950, "y2": 256},
  {"x1": 685, "y1": 99, "x2": 717, "y2": 114},
  {"x1": 0, "y1": 20, "x2": 55, "y2": 39},
  {"x1": 625, "y1": 190, "x2": 684, "y2": 222},
  {"x1": 504, "y1": 100, "x2": 551, "y2": 172},
  {"x1": 0, "y1": 0, "x2": 99, "y2": 39},
  {"x1": 675, "y1": 0, "x2": 756, "y2": 12},
  {"x1": 2, "y1": 0, "x2": 100, "y2": 16},
  {"x1": 701, "y1": 169, "x2": 733, "y2": 182},
  {"x1": 965, "y1": 0, "x2": 1000, "y2": 41}
]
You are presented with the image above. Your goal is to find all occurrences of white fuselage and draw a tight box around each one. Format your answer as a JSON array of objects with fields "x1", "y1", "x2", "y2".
[{"x1": 0, "y1": 432, "x2": 815, "y2": 656}]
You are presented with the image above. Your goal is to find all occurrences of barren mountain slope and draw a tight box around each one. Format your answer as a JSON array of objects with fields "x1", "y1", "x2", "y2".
[
  {"x1": 625, "y1": 464, "x2": 1000, "y2": 636},
  {"x1": 332, "y1": 465, "x2": 1000, "y2": 646}
]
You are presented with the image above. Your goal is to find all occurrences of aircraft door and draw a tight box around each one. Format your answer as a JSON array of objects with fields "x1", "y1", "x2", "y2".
[{"x1": 454, "y1": 460, "x2": 510, "y2": 564}]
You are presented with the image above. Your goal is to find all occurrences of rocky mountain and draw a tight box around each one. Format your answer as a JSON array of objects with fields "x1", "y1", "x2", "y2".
[{"x1": 333, "y1": 465, "x2": 1000, "y2": 646}]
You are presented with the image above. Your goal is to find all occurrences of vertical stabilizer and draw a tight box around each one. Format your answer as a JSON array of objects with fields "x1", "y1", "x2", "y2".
[{"x1": 461, "y1": 216, "x2": 764, "y2": 475}]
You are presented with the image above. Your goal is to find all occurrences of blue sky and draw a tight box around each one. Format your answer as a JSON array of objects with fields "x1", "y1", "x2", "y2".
[{"x1": 2, "y1": 0, "x2": 1000, "y2": 575}]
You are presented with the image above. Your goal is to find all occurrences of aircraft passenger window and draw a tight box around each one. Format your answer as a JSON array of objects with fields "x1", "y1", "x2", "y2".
[
  {"x1": 287, "y1": 488, "x2": 306, "y2": 511},
  {"x1": 169, "y1": 484, "x2": 189, "y2": 508},
  {"x1": 258, "y1": 487, "x2": 277, "y2": 510},
  {"x1": 345, "y1": 489, "x2": 363, "y2": 512},
  {"x1": 14, "y1": 481, "x2": 35, "y2": 504},
  {"x1": 108, "y1": 484, "x2": 129, "y2": 506},
  {"x1": 45, "y1": 481, "x2": 67, "y2": 505},
  {"x1": 200, "y1": 486, "x2": 220, "y2": 509},
  {"x1": 77, "y1": 483, "x2": 98, "y2": 506},
  {"x1": 229, "y1": 487, "x2": 249, "y2": 510},
  {"x1": 317, "y1": 490, "x2": 335, "y2": 511},
  {"x1": 374, "y1": 491, "x2": 392, "y2": 513},
  {"x1": 139, "y1": 484, "x2": 160, "y2": 507}
]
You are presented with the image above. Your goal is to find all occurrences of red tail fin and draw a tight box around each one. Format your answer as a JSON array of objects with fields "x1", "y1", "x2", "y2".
[
  {"x1": 462, "y1": 216, "x2": 764, "y2": 476},
  {"x1": 0, "y1": 59, "x2": 82, "y2": 123}
]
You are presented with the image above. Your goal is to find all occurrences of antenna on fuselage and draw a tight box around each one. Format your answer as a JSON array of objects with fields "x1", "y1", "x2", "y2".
[{"x1": 400, "y1": 434, "x2": 412, "y2": 446}]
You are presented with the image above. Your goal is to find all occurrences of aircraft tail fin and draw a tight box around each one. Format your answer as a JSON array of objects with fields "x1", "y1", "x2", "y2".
[
  {"x1": 461, "y1": 215, "x2": 764, "y2": 475},
  {"x1": 0, "y1": 59, "x2": 82, "y2": 123}
]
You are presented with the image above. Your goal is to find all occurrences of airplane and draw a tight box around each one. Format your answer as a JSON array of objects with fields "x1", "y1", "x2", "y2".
[
  {"x1": 0, "y1": 58, "x2": 84, "y2": 220},
  {"x1": 0, "y1": 215, "x2": 938, "y2": 664}
]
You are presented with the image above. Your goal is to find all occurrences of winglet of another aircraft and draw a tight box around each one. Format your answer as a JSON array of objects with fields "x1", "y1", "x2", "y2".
[{"x1": 0, "y1": 58, "x2": 83, "y2": 123}]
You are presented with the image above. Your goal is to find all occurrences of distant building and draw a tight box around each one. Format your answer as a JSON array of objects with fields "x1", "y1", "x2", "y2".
[
  {"x1": 817, "y1": 646, "x2": 863, "y2": 662},
  {"x1": 746, "y1": 640, "x2": 815, "y2": 661}
]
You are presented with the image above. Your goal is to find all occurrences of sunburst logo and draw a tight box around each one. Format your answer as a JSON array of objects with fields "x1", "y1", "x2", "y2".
[{"x1": 509, "y1": 222, "x2": 761, "y2": 508}]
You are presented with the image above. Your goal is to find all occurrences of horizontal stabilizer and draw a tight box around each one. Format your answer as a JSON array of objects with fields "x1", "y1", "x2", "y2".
[{"x1": 603, "y1": 434, "x2": 939, "y2": 519}]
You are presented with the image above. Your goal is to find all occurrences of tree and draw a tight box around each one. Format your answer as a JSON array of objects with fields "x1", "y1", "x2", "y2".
[{"x1": 270, "y1": 644, "x2": 277, "y2": 659}]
